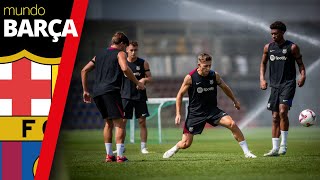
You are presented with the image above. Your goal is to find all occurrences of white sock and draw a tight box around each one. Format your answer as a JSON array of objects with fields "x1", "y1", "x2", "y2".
[
  {"x1": 280, "y1": 131, "x2": 288, "y2": 146},
  {"x1": 105, "y1": 143, "x2": 113, "y2": 156},
  {"x1": 116, "y1": 144, "x2": 125, "y2": 157},
  {"x1": 239, "y1": 140, "x2": 250, "y2": 154},
  {"x1": 141, "y1": 142, "x2": 146, "y2": 150},
  {"x1": 121, "y1": 144, "x2": 125, "y2": 154},
  {"x1": 272, "y1": 138, "x2": 280, "y2": 150}
]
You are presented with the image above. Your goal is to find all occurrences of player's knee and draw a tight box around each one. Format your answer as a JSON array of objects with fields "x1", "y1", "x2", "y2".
[
  {"x1": 139, "y1": 119, "x2": 146, "y2": 128},
  {"x1": 182, "y1": 141, "x2": 192, "y2": 149},
  {"x1": 272, "y1": 115, "x2": 280, "y2": 124},
  {"x1": 186, "y1": 141, "x2": 193, "y2": 148},
  {"x1": 121, "y1": 121, "x2": 127, "y2": 129},
  {"x1": 224, "y1": 120, "x2": 236, "y2": 130},
  {"x1": 279, "y1": 110, "x2": 288, "y2": 119},
  {"x1": 105, "y1": 123, "x2": 113, "y2": 130},
  {"x1": 229, "y1": 121, "x2": 237, "y2": 129}
]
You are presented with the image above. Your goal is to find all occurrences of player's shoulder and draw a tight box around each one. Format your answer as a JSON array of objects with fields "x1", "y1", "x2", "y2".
[
  {"x1": 137, "y1": 57, "x2": 145, "y2": 62},
  {"x1": 264, "y1": 42, "x2": 272, "y2": 49},
  {"x1": 106, "y1": 47, "x2": 121, "y2": 53},
  {"x1": 288, "y1": 41, "x2": 299, "y2": 49},
  {"x1": 212, "y1": 71, "x2": 221, "y2": 81},
  {"x1": 209, "y1": 70, "x2": 216, "y2": 76},
  {"x1": 286, "y1": 40, "x2": 295, "y2": 45},
  {"x1": 138, "y1": 58, "x2": 150, "y2": 68},
  {"x1": 263, "y1": 43, "x2": 272, "y2": 53},
  {"x1": 97, "y1": 48, "x2": 121, "y2": 57},
  {"x1": 188, "y1": 68, "x2": 197, "y2": 76},
  {"x1": 184, "y1": 74, "x2": 192, "y2": 84},
  {"x1": 117, "y1": 50, "x2": 127, "y2": 58}
]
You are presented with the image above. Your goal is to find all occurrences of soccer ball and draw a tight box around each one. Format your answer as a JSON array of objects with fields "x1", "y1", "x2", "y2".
[{"x1": 299, "y1": 109, "x2": 316, "y2": 127}]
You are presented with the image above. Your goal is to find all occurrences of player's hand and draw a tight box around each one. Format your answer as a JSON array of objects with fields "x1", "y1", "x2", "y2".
[
  {"x1": 136, "y1": 81, "x2": 145, "y2": 90},
  {"x1": 297, "y1": 76, "x2": 306, "y2": 87},
  {"x1": 139, "y1": 78, "x2": 146, "y2": 85},
  {"x1": 83, "y1": 91, "x2": 91, "y2": 103},
  {"x1": 233, "y1": 100, "x2": 240, "y2": 110},
  {"x1": 260, "y1": 80, "x2": 268, "y2": 90},
  {"x1": 175, "y1": 114, "x2": 181, "y2": 125}
]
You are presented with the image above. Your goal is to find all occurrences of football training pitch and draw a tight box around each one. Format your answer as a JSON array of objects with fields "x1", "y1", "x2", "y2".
[{"x1": 56, "y1": 127, "x2": 320, "y2": 180}]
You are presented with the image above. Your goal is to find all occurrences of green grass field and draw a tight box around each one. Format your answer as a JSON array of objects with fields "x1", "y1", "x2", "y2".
[{"x1": 55, "y1": 127, "x2": 320, "y2": 180}]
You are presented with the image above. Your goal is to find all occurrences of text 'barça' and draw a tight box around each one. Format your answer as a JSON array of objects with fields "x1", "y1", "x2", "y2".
[{"x1": 4, "y1": 19, "x2": 78, "y2": 42}]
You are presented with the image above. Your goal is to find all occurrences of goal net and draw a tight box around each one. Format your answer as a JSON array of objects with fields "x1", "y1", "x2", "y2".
[{"x1": 125, "y1": 97, "x2": 189, "y2": 144}]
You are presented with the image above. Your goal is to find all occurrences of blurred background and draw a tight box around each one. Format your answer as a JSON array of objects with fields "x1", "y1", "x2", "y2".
[{"x1": 62, "y1": 0, "x2": 320, "y2": 131}]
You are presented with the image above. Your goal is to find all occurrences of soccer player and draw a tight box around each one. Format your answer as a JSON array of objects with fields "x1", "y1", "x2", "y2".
[
  {"x1": 260, "y1": 21, "x2": 306, "y2": 156},
  {"x1": 121, "y1": 41, "x2": 152, "y2": 154},
  {"x1": 163, "y1": 53, "x2": 256, "y2": 159},
  {"x1": 81, "y1": 32, "x2": 145, "y2": 162}
]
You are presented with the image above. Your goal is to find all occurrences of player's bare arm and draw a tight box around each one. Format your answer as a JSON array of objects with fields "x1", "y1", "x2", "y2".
[
  {"x1": 175, "y1": 75, "x2": 192, "y2": 125},
  {"x1": 260, "y1": 44, "x2": 269, "y2": 90},
  {"x1": 140, "y1": 60, "x2": 152, "y2": 85},
  {"x1": 81, "y1": 56, "x2": 96, "y2": 103},
  {"x1": 216, "y1": 72, "x2": 240, "y2": 110},
  {"x1": 292, "y1": 44, "x2": 306, "y2": 87},
  {"x1": 118, "y1": 51, "x2": 145, "y2": 90}
]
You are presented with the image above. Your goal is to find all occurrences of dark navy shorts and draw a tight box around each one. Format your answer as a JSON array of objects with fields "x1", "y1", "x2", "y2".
[
  {"x1": 267, "y1": 84, "x2": 296, "y2": 112},
  {"x1": 93, "y1": 91, "x2": 124, "y2": 120},
  {"x1": 183, "y1": 108, "x2": 228, "y2": 135},
  {"x1": 122, "y1": 99, "x2": 150, "y2": 119}
]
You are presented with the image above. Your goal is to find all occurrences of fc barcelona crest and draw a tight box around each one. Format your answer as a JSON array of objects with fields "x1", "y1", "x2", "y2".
[
  {"x1": 0, "y1": 50, "x2": 60, "y2": 179},
  {"x1": 282, "y1": 49, "x2": 287, "y2": 54}
]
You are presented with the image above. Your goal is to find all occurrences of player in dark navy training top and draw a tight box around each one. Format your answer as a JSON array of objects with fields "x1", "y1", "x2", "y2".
[
  {"x1": 260, "y1": 21, "x2": 306, "y2": 156},
  {"x1": 81, "y1": 32, "x2": 145, "y2": 163},
  {"x1": 121, "y1": 41, "x2": 152, "y2": 154},
  {"x1": 163, "y1": 53, "x2": 256, "y2": 159}
]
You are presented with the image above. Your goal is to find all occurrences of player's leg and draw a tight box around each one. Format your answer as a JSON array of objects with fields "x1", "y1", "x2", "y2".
[
  {"x1": 122, "y1": 119, "x2": 127, "y2": 143},
  {"x1": 93, "y1": 94, "x2": 116, "y2": 162},
  {"x1": 279, "y1": 104, "x2": 289, "y2": 131},
  {"x1": 104, "y1": 120, "x2": 114, "y2": 143},
  {"x1": 113, "y1": 118, "x2": 127, "y2": 154},
  {"x1": 104, "y1": 119, "x2": 116, "y2": 162},
  {"x1": 113, "y1": 118, "x2": 128, "y2": 162},
  {"x1": 138, "y1": 117, "x2": 148, "y2": 153},
  {"x1": 264, "y1": 111, "x2": 280, "y2": 156},
  {"x1": 163, "y1": 116, "x2": 204, "y2": 158},
  {"x1": 272, "y1": 111, "x2": 281, "y2": 138},
  {"x1": 278, "y1": 85, "x2": 295, "y2": 155},
  {"x1": 218, "y1": 115, "x2": 244, "y2": 141},
  {"x1": 272, "y1": 111, "x2": 281, "y2": 150},
  {"x1": 163, "y1": 133, "x2": 194, "y2": 158},
  {"x1": 135, "y1": 101, "x2": 150, "y2": 154},
  {"x1": 218, "y1": 115, "x2": 256, "y2": 158},
  {"x1": 264, "y1": 88, "x2": 281, "y2": 156},
  {"x1": 113, "y1": 99, "x2": 133, "y2": 154},
  {"x1": 105, "y1": 92, "x2": 127, "y2": 162},
  {"x1": 177, "y1": 133, "x2": 194, "y2": 149},
  {"x1": 278, "y1": 104, "x2": 289, "y2": 155}
]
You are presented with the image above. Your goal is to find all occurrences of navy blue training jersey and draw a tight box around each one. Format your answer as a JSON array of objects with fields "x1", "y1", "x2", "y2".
[
  {"x1": 121, "y1": 58, "x2": 148, "y2": 101},
  {"x1": 268, "y1": 40, "x2": 296, "y2": 88},
  {"x1": 188, "y1": 69, "x2": 218, "y2": 115},
  {"x1": 93, "y1": 48, "x2": 123, "y2": 97}
]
